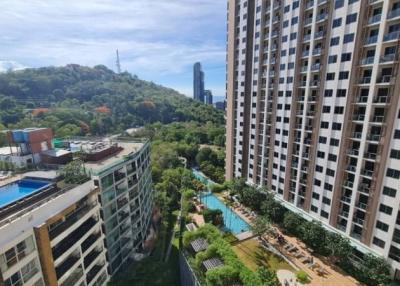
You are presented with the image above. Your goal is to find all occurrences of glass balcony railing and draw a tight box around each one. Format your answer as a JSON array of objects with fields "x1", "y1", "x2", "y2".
[
  {"x1": 383, "y1": 31, "x2": 400, "y2": 42},
  {"x1": 360, "y1": 57, "x2": 375, "y2": 65},
  {"x1": 368, "y1": 14, "x2": 381, "y2": 24},
  {"x1": 388, "y1": 8, "x2": 400, "y2": 19},
  {"x1": 364, "y1": 35, "x2": 378, "y2": 45},
  {"x1": 380, "y1": 54, "x2": 396, "y2": 63}
]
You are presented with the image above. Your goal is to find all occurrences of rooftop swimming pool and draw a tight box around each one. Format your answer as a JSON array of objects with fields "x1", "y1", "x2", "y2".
[
  {"x1": 200, "y1": 192, "x2": 250, "y2": 235},
  {"x1": 0, "y1": 179, "x2": 51, "y2": 208}
]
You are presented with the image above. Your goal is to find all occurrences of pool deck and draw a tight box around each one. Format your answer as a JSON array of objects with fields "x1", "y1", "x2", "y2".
[{"x1": 0, "y1": 175, "x2": 21, "y2": 187}]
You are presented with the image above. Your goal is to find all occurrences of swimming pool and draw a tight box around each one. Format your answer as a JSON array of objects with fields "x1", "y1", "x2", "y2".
[
  {"x1": 200, "y1": 192, "x2": 250, "y2": 235},
  {"x1": 0, "y1": 179, "x2": 51, "y2": 208}
]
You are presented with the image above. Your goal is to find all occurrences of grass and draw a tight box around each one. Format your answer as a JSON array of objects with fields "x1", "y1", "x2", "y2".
[{"x1": 232, "y1": 239, "x2": 294, "y2": 272}]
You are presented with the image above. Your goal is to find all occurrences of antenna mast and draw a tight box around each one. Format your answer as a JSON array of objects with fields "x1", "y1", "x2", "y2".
[{"x1": 116, "y1": 49, "x2": 121, "y2": 73}]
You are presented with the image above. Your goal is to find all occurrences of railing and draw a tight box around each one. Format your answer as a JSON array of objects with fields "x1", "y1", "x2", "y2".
[
  {"x1": 388, "y1": 8, "x2": 400, "y2": 19},
  {"x1": 359, "y1": 77, "x2": 371, "y2": 84},
  {"x1": 56, "y1": 255, "x2": 80, "y2": 279},
  {"x1": 60, "y1": 268, "x2": 84, "y2": 286},
  {"x1": 357, "y1": 202, "x2": 368, "y2": 210},
  {"x1": 360, "y1": 57, "x2": 374, "y2": 65},
  {"x1": 304, "y1": 18, "x2": 313, "y2": 25},
  {"x1": 380, "y1": 54, "x2": 396, "y2": 63},
  {"x1": 303, "y1": 34, "x2": 311, "y2": 41},
  {"x1": 341, "y1": 196, "x2": 351, "y2": 203},
  {"x1": 377, "y1": 75, "x2": 393, "y2": 83},
  {"x1": 347, "y1": 149, "x2": 359, "y2": 156},
  {"x1": 316, "y1": 13, "x2": 327, "y2": 21},
  {"x1": 368, "y1": 14, "x2": 381, "y2": 24},
  {"x1": 84, "y1": 248, "x2": 102, "y2": 269},
  {"x1": 314, "y1": 31, "x2": 324, "y2": 38},
  {"x1": 81, "y1": 231, "x2": 101, "y2": 253},
  {"x1": 86, "y1": 262, "x2": 105, "y2": 284},
  {"x1": 302, "y1": 50, "x2": 310, "y2": 57},
  {"x1": 49, "y1": 202, "x2": 96, "y2": 240},
  {"x1": 365, "y1": 35, "x2": 378, "y2": 45},
  {"x1": 312, "y1": 48, "x2": 322, "y2": 55},
  {"x1": 383, "y1": 31, "x2": 400, "y2": 42},
  {"x1": 361, "y1": 169, "x2": 374, "y2": 177}
]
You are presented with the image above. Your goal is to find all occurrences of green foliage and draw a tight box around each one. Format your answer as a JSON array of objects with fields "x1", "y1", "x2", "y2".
[
  {"x1": 251, "y1": 216, "x2": 271, "y2": 238},
  {"x1": 257, "y1": 266, "x2": 280, "y2": 286},
  {"x1": 0, "y1": 161, "x2": 16, "y2": 171},
  {"x1": 183, "y1": 225, "x2": 262, "y2": 286},
  {"x1": 283, "y1": 212, "x2": 304, "y2": 236},
  {"x1": 0, "y1": 65, "x2": 224, "y2": 132},
  {"x1": 296, "y1": 270, "x2": 308, "y2": 283},
  {"x1": 203, "y1": 209, "x2": 224, "y2": 226},
  {"x1": 59, "y1": 159, "x2": 89, "y2": 184},
  {"x1": 260, "y1": 191, "x2": 286, "y2": 223}
]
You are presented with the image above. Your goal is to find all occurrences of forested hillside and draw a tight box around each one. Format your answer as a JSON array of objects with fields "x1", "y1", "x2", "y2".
[{"x1": 0, "y1": 65, "x2": 224, "y2": 137}]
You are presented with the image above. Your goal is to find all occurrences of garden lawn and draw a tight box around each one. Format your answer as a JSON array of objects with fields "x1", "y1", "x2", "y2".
[{"x1": 232, "y1": 239, "x2": 294, "y2": 272}]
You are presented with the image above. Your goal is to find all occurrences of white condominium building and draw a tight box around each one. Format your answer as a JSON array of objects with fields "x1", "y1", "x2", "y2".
[{"x1": 225, "y1": 0, "x2": 400, "y2": 277}]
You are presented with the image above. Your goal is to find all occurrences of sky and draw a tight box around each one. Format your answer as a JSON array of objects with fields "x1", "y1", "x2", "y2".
[{"x1": 0, "y1": 0, "x2": 227, "y2": 99}]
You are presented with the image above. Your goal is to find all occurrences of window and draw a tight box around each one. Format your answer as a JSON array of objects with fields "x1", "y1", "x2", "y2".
[
  {"x1": 339, "y1": 71, "x2": 349, "y2": 79},
  {"x1": 281, "y1": 50, "x2": 287, "y2": 57},
  {"x1": 321, "y1": 121, "x2": 329, "y2": 129},
  {"x1": 324, "y1": 183, "x2": 333, "y2": 191},
  {"x1": 326, "y1": 168, "x2": 335, "y2": 177},
  {"x1": 395, "y1": 130, "x2": 400, "y2": 139},
  {"x1": 322, "y1": 197, "x2": 331, "y2": 205},
  {"x1": 390, "y1": 149, "x2": 400, "y2": 160},
  {"x1": 4, "y1": 271, "x2": 21, "y2": 286},
  {"x1": 344, "y1": 33, "x2": 355, "y2": 43},
  {"x1": 328, "y1": 55, "x2": 337, "y2": 63},
  {"x1": 337, "y1": 89, "x2": 347, "y2": 97},
  {"x1": 319, "y1": 136, "x2": 327, "y2": 144},
  {"x1": 292, "y1": 1, "x2": 299, "y2": 9},
  {"x1": 332, "y1": 123, "x2": 342, "y2": 130},
  {"x1": 282, "y1": 35, "x2": 288, "y2": 42},
  {"x1": 387, "y1": 168, "x2": 400, "y2": 179},
  {"x1": 321, "y1": 210, "x2": 329, "y2": 218},
  {"x1": 376, "y1": 220, "x2": 389, "y2": 232},
  {"x1": 372, "y1": 237, "x2": 385, "y2": 248},
  {"x1": 328, "y1": 154, "x2": 337, "y2": 162},
  {"x1": 379, "y1": 204, "x2": 393, "y2": 215},
  {"x1": 393, "y1": 228, "x2": 400, "y2": 244},
  {"x1": 332, "y1": 18, "x2": 342, "y2": 28},
  {"x1": 311, "y1": 205, "x2": 318, "y2": 213},
  {"x1": 383, "y1": 186, "x2": 396, "y2": 197},
  {"x1": 290, "y1": 32, "x2": 297, "y2": 40},
  {"x1": 291, "y1": 17, "x2": 298, "y2": 25},
  {"x1": 330, "y1": 37, "x2": 340, "y2": 46},
  {"x1": 341, "y1": 53, "x2": 352, "y2": 62},
  {"x1": 314, "y1": 179, "x2": 321, "y2": 186},
  {"x1": 316, "y1": 165, "x2": 323, "y2": 173},
  {"x1": 346, "y1": 13, "x2": 357, "y2": 24},
  {"x1": 389, "y1": 245, "x2": 400, "y2": 262},
  {"x1": 323, "y1": 106, "x2": 331, "y2": 113},
  {"x1": 317, "y1": 151, "x2": 325, "y2": 158},
  {"x1": 21, "y1": 259, "x2": 39, "y2": 283},
  {"x1": 283, "y1": 20, "x2": 289, "y2": 28},
  {"x1": 326, "y1": 73, "x2": 335, "y2": 80},
  {"x1": 330, "y1": 138, "x2": 340, "y2": 146},
  {"x1": 324, "y1": 89, "x2": 333, "y2": 97},
  {"x1": 334, "y1": 106, "x2": 344, "y2": 114},
  {"x1": 312, "y1": 192, "x2": 320, "y2": 199},
  {"x1": 289, "y1": 47, "x2": 296, "y2": 55},
  {"x1": 284, "y1": 5, "x2": 290, "y2": 13},
  {"x1": 335, "y1": 0, "x2": 344, "y2": 9}
]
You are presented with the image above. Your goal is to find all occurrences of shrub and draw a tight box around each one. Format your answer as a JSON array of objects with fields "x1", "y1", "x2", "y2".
[
  {"x1": 203, "y1": 209, "x2": 224, "y2": 226},
  {"x1": 296, "y1": 270, "x2": 308, "y2": 283}
]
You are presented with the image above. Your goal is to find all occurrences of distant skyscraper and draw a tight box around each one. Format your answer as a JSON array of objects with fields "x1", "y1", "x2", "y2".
[
  {"x1": 204, "y1": 90, "x2": 213, "y2": 105},
  {"x1": 193, "y1": 62, "x2": 205, "y2": 103}
]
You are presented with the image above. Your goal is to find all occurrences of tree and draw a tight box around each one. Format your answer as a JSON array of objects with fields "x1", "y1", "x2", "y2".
[
  {"x1": 203, "y1": 209, "x2": 224, "y2": 226},
  {"x1": 260, "y1": 192, "x2": 285, "y2": 223},
  {"x1": 59, "y1": 159, "x2": 88, "y2": 184},
  {"x1": 251, "y1": 216, "x2": 271, "y2": 239},
  {"x1": 325, "y1": 232, "x2": 352, "y2": 263},
  {"x1": 257, "y1": 266, "x2": 280, "y2": 286},
  {"x1": 301, "y1": 221, "x2": 326, "y2": 252},
  {"x1": 358, "y1": 254, "x2": 391, "y2": 286},
  {"x1": 283, "y1": 212, "x2": 303, "y2": 236}
]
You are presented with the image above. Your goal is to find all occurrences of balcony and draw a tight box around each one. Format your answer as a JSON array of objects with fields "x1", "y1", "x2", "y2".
[
  {"x1": 81, "y1": 232, "x2": 101, "y2": 254},
  {"x1": 351, "y1": 132, "x2": 362, "y2": 139},
  {"x1": 356, "y1": 202, "x2": 368, "y2": 210},
  {"x1": 303, "y1": 34, "x2": 311, "y2": 42},
  {"x1": 383, "y1": 31, "x2": 400, "y2": 42},
  {"x1": 312, "y1": 48, "x2": 322, "y2": 55},
  {"x1": 358, "y1": 183, "x2": 370, "y2": 194},
  {"x1": 371, "y1": 115, "x2": 384, "y2": 123},
  {"x1": 304, "y1": 18, "x2": 313, "y2": 26},
  {"x1": 341, "y1": 196, "x2": 351, "y2": 204},
  {"x1": 302, "y1": 50, "x2": 310, "y2": 57},
  {"x1": 316, "y1": 13, "x2": 327, "y2": 22},
  {"x1": 343, "y1": 181, "x2": 354, "y2": 189},
  {"x1": 86, "y1": 262, "x2": 105, "y2": 285},
  {"x1": 353, "y1": 114, "x2": 365, "y2": 121},
  {"x1": 388, "y1": 8, "x2": 400, "y2": 19},
  {"x1": 347, "y1": 149, "x2": 359, "y2": 156},
  {"x1": 84, "y1": 248, "x2": 102, "y2": 269},
  {"x1": 368, "y1": 14, "x2": 381, "y2": 24},
  {"x1": 300, "y1": 66, "x2": 308, "y2": 72},
  {"x1": 352, "y1": 217, "x2": 364, "y2": 226},
  {"x1": 364, "y1": 152, "x2": 378, "y2": 160},
  {"x1": 373, "y1": 95, "x2": 391, "y2": 104},
  {"x1": 56, "y1": 254, "x2": 80, "y2": 279},
  {"x1": 339, "y1": 211, "x2": 349, "y2": 217},
  {"x1": 380, "y1": 54, "x2": 396, "y2": 63},
  {"x1": 49, "y1": 202, "x2": 96, "y2": 240},
  {"x1": 366, "y1": 134, "x2": 381, "y2": 142},
  {"x1": 311, "y1": 63, "x2": 321, "y2": 71},
  {"x1": 309, "y1": 80, "x2": 319, "y2": 87},
  {"x1": 60, "y1": 268, "x2": 83, "y2": 286},
  {"x1": 356, "y1": 95, "x2": 368, "y2": 103},
  {"x1": 53, "y1": 217, "x2": 98, "y2": 260},
  {"x1": 314, "y1": 31, "x2": 324, "y2": 39},
  {"x1": 361, "y1": 169, "x2": 374, "y2": 177},
  {"x1": 365, "y1": 35, "x2": 378, "y2": 45},
  {"x1": 376, "y1": 75, "x2": 394, "y2": 84},
  {"x1": 360, "y1": 57, "x2": 374, "y2": 65},
  {"x1": 359, "y1": 77, "x2": 371, "y2": 84},
  {"x1": 346, "y1": 165, "x2": 357, "y2": 173},
  {"x1": 306, "y1": 1, "x2": 314, "y2": 9}
]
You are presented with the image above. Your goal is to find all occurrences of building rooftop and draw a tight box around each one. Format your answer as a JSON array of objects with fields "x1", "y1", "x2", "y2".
[{"x1": 61, "y1": 138, "x2": 146, "y2": 175}]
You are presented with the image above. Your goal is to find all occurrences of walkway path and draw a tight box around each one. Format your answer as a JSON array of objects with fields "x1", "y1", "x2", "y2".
[{"x1": 277, "y1": 270, "x2": 301, "y2": 286}]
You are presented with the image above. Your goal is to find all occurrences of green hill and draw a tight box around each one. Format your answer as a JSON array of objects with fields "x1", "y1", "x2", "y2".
[{"x1": 0, "y1": 64, "x2": 224, "y2": 136}]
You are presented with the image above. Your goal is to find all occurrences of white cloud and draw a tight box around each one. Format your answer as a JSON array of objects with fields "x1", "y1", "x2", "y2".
[{"x1": 0, "y1": 61, "x2": 28, "y2": 73}]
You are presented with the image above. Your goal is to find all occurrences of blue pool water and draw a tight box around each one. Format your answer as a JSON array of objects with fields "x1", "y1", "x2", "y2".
[
  {"x1": 0, "y1": 180, "x2": 51, "y2": 208},
  {"x1": 200, "y1": 192, "x2": 250, "y2": 235}
]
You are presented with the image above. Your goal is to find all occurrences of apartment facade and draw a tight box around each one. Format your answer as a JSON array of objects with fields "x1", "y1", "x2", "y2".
[
  {"x1": 0, "y1": 180, "x2": 108, "y2": 286},
  {"x1": 226, "y1": 0, "x2": 400, "y2": 276}
]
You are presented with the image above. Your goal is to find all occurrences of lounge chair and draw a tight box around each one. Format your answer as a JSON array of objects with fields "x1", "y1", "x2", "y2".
[{"x1": 294, "y1": 251, "x2": 304, "y2": 258}]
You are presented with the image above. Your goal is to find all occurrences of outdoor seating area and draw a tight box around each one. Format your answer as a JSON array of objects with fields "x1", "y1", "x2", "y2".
[
  {"x1": 232, "y1": 201, "x2": 258, "y2": 222},
  {"x1": 0, "y1": 171, "x2": 12, "y2": 181}
]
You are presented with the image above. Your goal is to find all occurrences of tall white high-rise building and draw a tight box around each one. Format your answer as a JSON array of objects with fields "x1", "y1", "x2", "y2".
[{"x1": 225, "y1": 0, "x2": 400, "y2": 277}]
